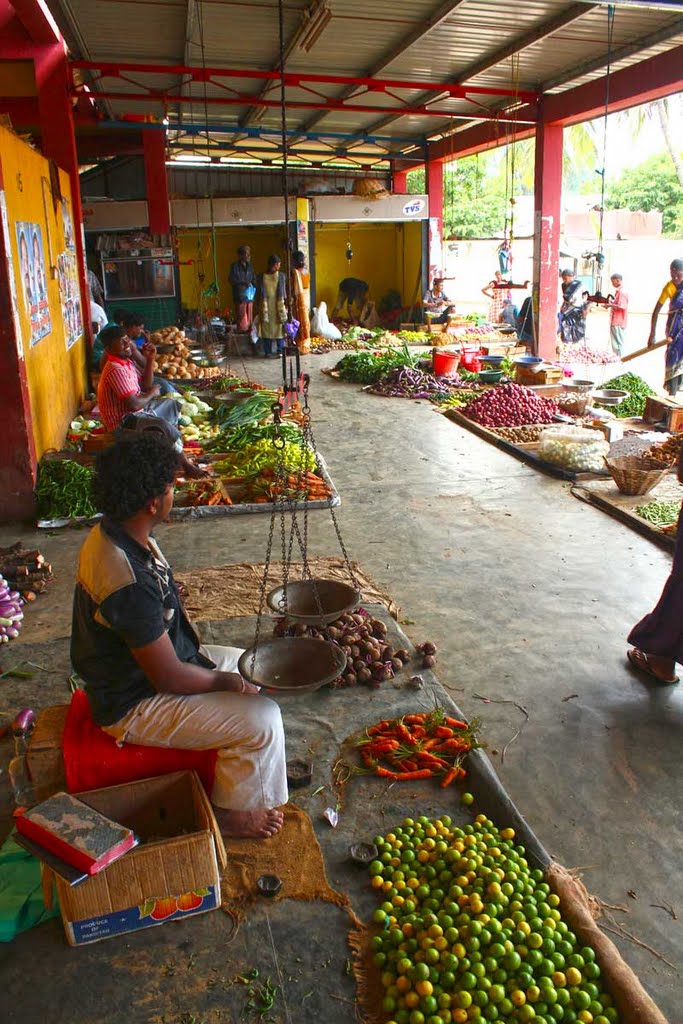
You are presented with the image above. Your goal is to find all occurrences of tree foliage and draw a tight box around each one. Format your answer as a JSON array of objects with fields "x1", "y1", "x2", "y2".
[
  {"x1": 606, "y1": 152, "x2": 683, "y2": 236},
  {"x1": 407, "y1": 158, "x2": 507, "y2": 239}
]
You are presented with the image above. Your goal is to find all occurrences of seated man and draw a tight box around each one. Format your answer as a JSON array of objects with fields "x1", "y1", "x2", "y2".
[
  {"x1": 96, "y1": 325, "x2": 205, "y2": 478},
  {"x1": 331, "y1": 277, "x2": 369, "y2": 323},
  {"x1": 423, "y1": 278, "x2": 455, "y2": 324},
  {"x1": 70, "y1": 433, "x2": 286, "y2": 839}
]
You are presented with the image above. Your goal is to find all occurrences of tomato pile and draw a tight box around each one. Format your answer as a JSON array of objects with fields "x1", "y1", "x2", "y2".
[
  {"x1": 367, "y1": 814, "x2": 619, "y2": 1024},
  {"x1": 358, "y1": 711, "x2": 478, "y2": 784}
]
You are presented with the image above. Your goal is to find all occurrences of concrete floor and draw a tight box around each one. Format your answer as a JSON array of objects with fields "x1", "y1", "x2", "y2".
[{"x1": 0, "y1": 351, "x2": 680, "y2": 1020}]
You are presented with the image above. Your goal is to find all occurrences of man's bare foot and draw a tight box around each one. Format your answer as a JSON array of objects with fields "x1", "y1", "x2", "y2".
[{"x1": 214, "y1": 807, "x2": 284, "y2": 839}]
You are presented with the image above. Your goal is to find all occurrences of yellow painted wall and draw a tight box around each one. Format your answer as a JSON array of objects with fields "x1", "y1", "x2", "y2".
[
  {"x1": 1, "y1": 125, "x2": 87, "y2": 459},
  {"x1": 177, "y1": 225, "x2": 287, "y2": 312},
  {"x1": 313, "y1": 221, "x2": 423, "y2": 312}
]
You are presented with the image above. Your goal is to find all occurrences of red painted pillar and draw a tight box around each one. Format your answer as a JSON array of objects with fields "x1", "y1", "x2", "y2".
[
  {"x1": 34, "y1": 43, "x2": 91, "y2": 344},
  {"x1": 426, "y1": 156, "x2": 444, "y2": 281},
  {"x1": 393, "y1": 168, "x2": 408, "y2": 194},
  {"x1": 533, "y1": 118, "x2": 563, "y2": 359},
  {"x1": 143, "y1": 128, "x2": 171, "y2": 235},
  {"x1": 426, "y1": 157, "x2": 443, "y2": 238},
  {"x1": 0, "y1": 157, "x2": 38, "y2": 518}
]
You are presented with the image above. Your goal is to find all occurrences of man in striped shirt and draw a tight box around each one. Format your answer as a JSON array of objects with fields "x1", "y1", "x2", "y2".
[
  {"x1": 97, "y1": 326, "x2": 207, "y2": 479},
  {"x1": 97, "y1": 326, "x2": 160, "y2": 432}
]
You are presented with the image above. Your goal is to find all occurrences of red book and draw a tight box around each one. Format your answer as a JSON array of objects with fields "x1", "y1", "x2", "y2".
[{"x1": 15, "y1": 791, "x2": 136, "y2": 876}]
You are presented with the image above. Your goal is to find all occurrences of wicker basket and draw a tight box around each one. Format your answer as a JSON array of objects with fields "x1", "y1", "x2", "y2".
[{"x1": 605, "y1": 456, "x2": 669, "y2": 496}]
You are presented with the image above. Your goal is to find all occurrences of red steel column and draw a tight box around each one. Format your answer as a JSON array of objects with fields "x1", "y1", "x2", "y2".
[
  {"x1": 393, "y1": 168, "x2": 408, "y2": 194},
  {"x1": 34, "y1": 43, "x2": 91, "y2": 343},
  {"x1": 533, "y1": 119, "x2": 563, "y2": 359},
  {"x1": 143, "y1": 128, "x2": 171, "y2": 235},
  {"x1": 426, "y1": 157, "x2": 443, "y2": 238},
  {"x1": 426, "y1": 156, "x2": 444, "y2": 282}
]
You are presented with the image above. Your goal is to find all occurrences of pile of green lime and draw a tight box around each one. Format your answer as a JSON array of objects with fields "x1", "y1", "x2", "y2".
[{"x1": 367, "y1": 812, "x2": 618, "y2": 1024}]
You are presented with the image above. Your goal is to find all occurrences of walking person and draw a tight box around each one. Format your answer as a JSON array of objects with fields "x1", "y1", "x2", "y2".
[
  {"x1": 608, "y1": 273, "x2": 628, "y2": 357},
  {"x1": 647, "y1": 258, "x2": 683, "y2": 396},
  {"x1": 627, "y1": 450, "x2": 683, "y2": 686}
]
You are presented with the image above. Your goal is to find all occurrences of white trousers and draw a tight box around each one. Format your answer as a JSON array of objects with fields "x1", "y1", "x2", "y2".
[{"x1": 102, "y1": 645, "x2": 288, "y2": 811}]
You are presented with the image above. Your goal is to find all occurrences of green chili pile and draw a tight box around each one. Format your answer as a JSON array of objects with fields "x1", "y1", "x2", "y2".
[
  {"x1": 598, "y1": 372, "x2": 656, "y2": 418},
  {"x1": 35, "y1": 460, "x2": 97, "y2": 520}
]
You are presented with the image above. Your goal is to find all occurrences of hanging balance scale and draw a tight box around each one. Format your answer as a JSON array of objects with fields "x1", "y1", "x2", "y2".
[
  {"x1": 237, "y1": 0, "x2": 361, "y2": 692},
  {"x1": 238, "y1": 374, "x2": 362, "y2": 692}
]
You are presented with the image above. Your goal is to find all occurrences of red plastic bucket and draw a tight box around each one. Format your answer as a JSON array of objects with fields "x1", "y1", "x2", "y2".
[
  {"x1": 433, "y1": 350, "x2": 461, "y2": 376},
  {"x1": 460, "y1": 347, "x2": 483, "y2": 372}
]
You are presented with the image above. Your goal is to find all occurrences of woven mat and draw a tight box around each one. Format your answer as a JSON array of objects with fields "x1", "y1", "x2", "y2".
[
  {"x1": 220, "y1": 804, "x2": 358, "y2": 926},
  {"x1": 176, "y1": 558, "x2": 400, "y2": 621}
]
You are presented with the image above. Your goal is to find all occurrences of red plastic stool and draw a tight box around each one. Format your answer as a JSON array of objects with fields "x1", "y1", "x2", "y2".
[{"x1": 62, "y1": 690, "x2": 217, "y2": 795}]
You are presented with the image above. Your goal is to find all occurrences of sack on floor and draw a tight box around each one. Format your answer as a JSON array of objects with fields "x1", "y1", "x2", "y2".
[{"x1": 311, "y1": 302, "x2": 341, "y2": 341}]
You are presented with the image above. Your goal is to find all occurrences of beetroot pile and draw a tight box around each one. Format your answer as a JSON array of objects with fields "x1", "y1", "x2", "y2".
[{"x1": 463, "y1": 382, "x2": 557, "y2": 428}]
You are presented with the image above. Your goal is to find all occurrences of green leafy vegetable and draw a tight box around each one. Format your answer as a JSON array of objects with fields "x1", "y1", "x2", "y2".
[{"x1": 334, "y1": 345, "x2": 418, "y2": 384}]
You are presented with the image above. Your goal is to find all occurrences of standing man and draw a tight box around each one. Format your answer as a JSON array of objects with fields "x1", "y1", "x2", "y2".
[
  {"x1": 608, "y1": 273, "x2": 628, "y2": 357},
  {"x1": 558, "y1": 268, "x2": 588, "y2": 345},
  {"x1": 228, "y1": 245, "x2": 256, "y2": 333}
]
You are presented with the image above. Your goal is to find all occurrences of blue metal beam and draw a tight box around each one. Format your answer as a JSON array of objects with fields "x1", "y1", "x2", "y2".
[{"x1": 98, "y1": 118, "x2": 423, "y2": 149}]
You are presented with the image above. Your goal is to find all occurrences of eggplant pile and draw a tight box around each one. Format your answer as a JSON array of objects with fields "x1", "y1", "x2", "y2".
[
  {"x1": 369, "y1": 366, "x2": 453, "y2": 400},
  {"x1": 0, "y1": 574, "x2": 24, "y2": 642}
]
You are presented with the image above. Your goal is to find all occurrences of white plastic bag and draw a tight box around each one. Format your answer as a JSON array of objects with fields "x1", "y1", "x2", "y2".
[
  {"x1": 311, "y1": 301, "x2": 341, "y2": 341},
  {"x1": 539, "y1": 425, "x2": 609, "y2": 473}
]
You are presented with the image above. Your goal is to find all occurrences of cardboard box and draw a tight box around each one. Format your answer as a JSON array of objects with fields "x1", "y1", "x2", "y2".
[{"x1": 49, "y1": 771, "x2": 226, "y2": 946}]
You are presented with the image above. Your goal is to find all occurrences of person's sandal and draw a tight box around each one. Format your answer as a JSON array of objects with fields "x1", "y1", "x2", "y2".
[{"x1": 627, "y1": 648, "x2": 679, "y2": 685}]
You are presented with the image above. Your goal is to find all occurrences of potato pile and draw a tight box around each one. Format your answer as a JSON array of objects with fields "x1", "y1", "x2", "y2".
[{"x1": 150, "y1": 326, "x2": 222, "y2": 380}]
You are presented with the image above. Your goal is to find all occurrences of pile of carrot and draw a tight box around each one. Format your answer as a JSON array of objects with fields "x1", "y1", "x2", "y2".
[
  {"x1": 244, "y1": 468, "x2": 332, "y2": 504},
  {"x1": 358, "y1": 710, "x2": 479, "y2": 786},
  {"x1": 184, "y1": 480, "x2": 232, "y2": 506}
]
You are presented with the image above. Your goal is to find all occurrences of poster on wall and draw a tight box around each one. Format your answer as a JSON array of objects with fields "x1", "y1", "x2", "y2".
[
  {"x1": 61, "y1": 198, "x2": 75, "y2": 252},
  {"x1": 57, "y1": 251, "x2": 83, "y2": 350},
  {"x1": 15, "y1": 221, "x2": 51, "y2": 346}
]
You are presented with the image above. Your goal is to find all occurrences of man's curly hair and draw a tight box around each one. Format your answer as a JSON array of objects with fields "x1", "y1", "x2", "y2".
[{"x1": 93, "y1": 433, "x2": 180, "y2": 522}]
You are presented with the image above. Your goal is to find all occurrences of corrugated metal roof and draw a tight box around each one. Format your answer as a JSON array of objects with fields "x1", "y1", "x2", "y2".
[{"x1": 47, "y1": 0, "x2": 683, "y2": 166}]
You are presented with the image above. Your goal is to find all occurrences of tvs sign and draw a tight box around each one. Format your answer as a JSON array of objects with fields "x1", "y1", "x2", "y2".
[{"x1": 402, "y1": 199, "x2": 425, "y2": 217}]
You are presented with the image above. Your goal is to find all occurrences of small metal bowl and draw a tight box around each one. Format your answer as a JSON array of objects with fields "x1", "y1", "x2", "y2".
[
  {"x1": 266, "y1": 579, "x2": 361, "y2": 626},
  {"x1": 238, "y1": 637, "x2": 347, "y2": 691},
  {"x1": 592, "y1": 388, "x2": 629, "y2": 406},
  {"x1": 256, "y1": 875, "x2": 282, "y2": 897},
  {"x1": 480, "y1": 353, "x2": 504, "y2": 366},
  {"x1": 562, "y1": 379, "x2": 595, "y2": 393},
  {"x1": 287, "y1": 759, "x2": 313, "y2": 788},
  {"x1": 514, "y1": 355, "x2": 543, "y2": 371},
  {"x1": 349, "y1": 842, "x2": 379, "y2": 866}
]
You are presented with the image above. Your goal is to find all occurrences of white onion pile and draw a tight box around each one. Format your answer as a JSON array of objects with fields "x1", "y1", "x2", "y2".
[
  {"x1": 539, "y1": 426, "x2": 609, "y2": 472},
  {"x1": 0, "y1": 574, "x2": 24, "y2": 641}
]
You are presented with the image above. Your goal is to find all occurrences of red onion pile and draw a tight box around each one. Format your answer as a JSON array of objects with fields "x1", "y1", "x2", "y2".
[{"x1": 463, "y1": 382, "x2": 557, "y2": 428}]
